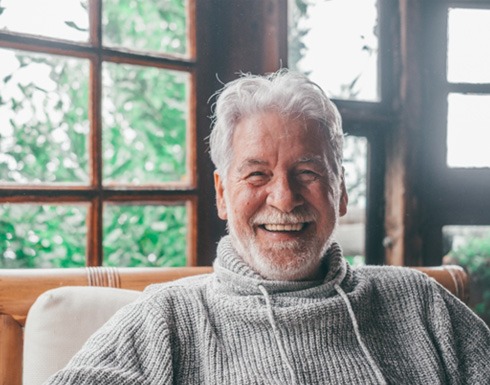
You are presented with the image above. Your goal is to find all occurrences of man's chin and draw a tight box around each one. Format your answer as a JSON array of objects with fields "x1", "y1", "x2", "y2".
[
  {"x1": 253, "y1": 260, "x2": 319, "y2": 281},
  {"x1": 229, "y1": 232, "x2": 331, "y2": 280},
  {"x1": 248, "y1": 248, "x2": 323, "y2": 281}
]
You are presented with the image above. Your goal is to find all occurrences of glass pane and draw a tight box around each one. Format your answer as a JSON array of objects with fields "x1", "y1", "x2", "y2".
[
  {"x1": 102, "y1": 0, "x2": 189, "y2": 57},
  {"x1": 0, "y1": 204, "x2": 87, "y2": 268},
  {"x1": 0, "y1": 48, "x2": 90, "y2": 184},
  {"x1": 443, "y1": 225, "x2": 490, "y2": 325},
  {"x1": 337, "y1": 136, "x2": 368, "y2": 266},
  {"x1": 102, "y1": 63, "x2": 189, "y2": 185},
  {"x1": 447, "y1": 8, "x2": 490, "y2": 83},
  {"x1": 288, "y1": 0, "x2": 379, "y2": 101},
  {"x1": 103, "y1": 203, "x2": 188, "y2": 267},
  {"x1": 0, "y1": 0, "x2": 88, "y2": 42},
  {"x1": 447, "y1": 93, "x2": 490, "y2": 168}
]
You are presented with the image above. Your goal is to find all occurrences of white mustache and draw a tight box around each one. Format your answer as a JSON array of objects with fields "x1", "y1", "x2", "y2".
[{"x1": 251, "y1": 208, "x2": 316, "y2": 225}]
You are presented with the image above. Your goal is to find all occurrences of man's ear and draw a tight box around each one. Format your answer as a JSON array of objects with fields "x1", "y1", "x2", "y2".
[
  {"x1": 214, "y1": 171, "x2": 228, "y2": 220},
  {"x1": 339, "y1": 171, "x2": 348, "y2": 217}
]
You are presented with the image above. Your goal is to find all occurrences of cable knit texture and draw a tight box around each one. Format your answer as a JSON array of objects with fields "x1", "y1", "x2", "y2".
[{"x1": 44, "y1": 236, "x2": 490, "y2": 385}]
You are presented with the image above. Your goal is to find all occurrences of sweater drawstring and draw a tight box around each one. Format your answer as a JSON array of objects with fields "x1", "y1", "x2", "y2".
[
  {"x1": 258, "y1": 284, "x2": 298, "y2": 384},
  {"x1": 334, "y1": 284, "x2": 387, "y2": 385}
]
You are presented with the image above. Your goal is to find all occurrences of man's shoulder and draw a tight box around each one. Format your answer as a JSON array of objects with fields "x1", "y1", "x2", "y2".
[
  {"x1": 355, "y1": 264, "x2": 427, "y2": 277},
  {"x1": 114, "y1": 272, "x2": 215, "y2": 323},
  {"x1": 348, "y1": 265, "x2": 441, "y2": 310},
  {"x1": 353, "y1": 265, "x2": 433, "y2": 289},
  {"x1": 140, "y1": 272, "x2": 214, "y2": 303}
]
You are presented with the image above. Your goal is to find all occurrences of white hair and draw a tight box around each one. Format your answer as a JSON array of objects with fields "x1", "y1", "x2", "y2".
[{"x1": 208, "y1": 69, "x2": 344, "y2": 179}]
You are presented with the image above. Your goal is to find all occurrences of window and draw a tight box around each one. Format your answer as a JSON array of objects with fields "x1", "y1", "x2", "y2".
[
  {"x1": 446, "y1": 8, "x2": 490, "y2": 168},
  {"x1": 0, "y1": 0, "x2": 200, "y2": 268},
  {"x1": 420, "y1": 2, "x2": 490, "y2": 273},
  {"x1": 447, "y1": 93, "x2": 490, "y2": 168},
  {"x1": 288, "y1": 0, "x2": 379, "y2": 102},
  {"x1": 337, "y1": 136, "x2": 368, "y2": 266},
  {"x1": 439, "y1": 6, "x2": 490, "y2": 324},
  {"x1": 288, "y1": 0, "x2": 386, "y2": 264}
]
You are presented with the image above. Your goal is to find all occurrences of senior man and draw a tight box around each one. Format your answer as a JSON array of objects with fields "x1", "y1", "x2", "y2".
[{"x1": 46, "y1": 70, "x2": 489, "y2": 385}]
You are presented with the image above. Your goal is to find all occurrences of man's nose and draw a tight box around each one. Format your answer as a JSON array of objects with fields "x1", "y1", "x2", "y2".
[{"x1": 266, "y1": 175, "x2": 304, "y2": 213}]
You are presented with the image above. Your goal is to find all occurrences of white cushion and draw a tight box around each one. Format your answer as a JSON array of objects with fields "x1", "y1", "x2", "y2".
[{"x1": 23, "y1": 286, "x2": 141, "y2": 385}]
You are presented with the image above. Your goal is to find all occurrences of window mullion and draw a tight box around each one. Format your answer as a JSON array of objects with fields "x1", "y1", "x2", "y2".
[
  {"x1": 89, "y1": 0, "x2": 102, "y2": 47},
  {"x1": 87, "y1": 0, "x2": 103, "y2": 266}
]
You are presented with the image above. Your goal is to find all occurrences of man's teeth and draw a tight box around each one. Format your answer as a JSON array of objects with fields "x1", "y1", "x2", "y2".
[{"x1": 263, "y1": 223, "x2": 304, "y2": 232}]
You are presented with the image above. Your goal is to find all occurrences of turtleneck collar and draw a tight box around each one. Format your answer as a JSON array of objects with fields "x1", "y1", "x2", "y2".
[{"x1": 212, "y1": 235, "x2": 352, "y2": 297}]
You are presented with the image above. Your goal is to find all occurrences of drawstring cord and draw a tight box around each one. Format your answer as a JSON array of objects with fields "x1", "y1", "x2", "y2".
[
  {"x1": 334, "y1": 284, "x2": 387, "y2": 385},
  {"x1": 257, "y1": 276, "x2": 386, "y2": 384},
  {"x1": 258, "y1": 284, "x2": 298, "y2": 384}
]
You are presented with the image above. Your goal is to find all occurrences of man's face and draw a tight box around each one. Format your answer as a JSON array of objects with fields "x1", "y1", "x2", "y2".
[{"x1": 214, "y1": 111, "x2": 348, "y2": 281}]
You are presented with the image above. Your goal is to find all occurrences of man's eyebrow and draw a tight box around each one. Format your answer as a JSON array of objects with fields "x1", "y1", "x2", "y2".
[
  {"x1": 237, "y1": 159, "x2": 268, "y2": 173},
  {"x1": 296, "y1": 155, "x2": 327, "y2": 167}
]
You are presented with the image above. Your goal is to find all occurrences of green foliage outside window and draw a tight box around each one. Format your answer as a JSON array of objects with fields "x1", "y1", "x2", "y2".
[
  {"x1": 0, "y1": 205, "x2": 87, "y2": 268},
  {"x1": 0, "y1": 51, "x2": 90, "y2": 183},
  {"x1": 102, "y1": 63, "x2": 188, "y2": 184},
  {"x1": 0, "y1": 0, "x2": 189, "y2": 268},
  {"x1": 445, "y1": 232, "x2": 490, "y2": 324},
  {"x1": 103, "y1": 0, "x2": 188, "y2": 56},
  {"x1": 103, "y1": 204, "x2": 187, "y2": 267}
]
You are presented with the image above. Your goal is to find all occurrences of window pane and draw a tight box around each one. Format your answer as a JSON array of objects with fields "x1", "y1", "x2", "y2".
[
  {"x1": 443, "y1": 225, "x2": 490, "y2": 325},
  {"x1": 337, "y1": 136, "x2": 368, "y2": 266},
  {"x1": 0, "y1": 204, "x2": 87, "y2": 268},
  {"x1": 447, "y1": 8, "x2": 490, "y2": 83},
  {"x1": 102, "y1": 0, "x2": 189, "y2": 57},
  {"x1": 0, "y1": 0, "x2": 88, "y2": 42},
  {"x1": 103, "y1": 203, "x2": 188, "y2": 267},
  {"x1": 0, "y1": 48, "x2": 90, "y2": 184},
  {"x1": 288, "y1": 0, "x2": 379, "y2": 101},
  {"x1": 447, "y1": 93, "x2": 490, "y2": 168},
  {"x1": 102, "y1": 63, "x2": 189, "y2": 185}
]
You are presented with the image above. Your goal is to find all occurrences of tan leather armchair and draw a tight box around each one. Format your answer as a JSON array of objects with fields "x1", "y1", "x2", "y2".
[{"x1": 0, "y1": 265, "x2": 468, "y2": 385}]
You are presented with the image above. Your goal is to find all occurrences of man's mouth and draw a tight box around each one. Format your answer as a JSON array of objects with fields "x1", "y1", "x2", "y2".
[{"x1": 260, "y1": 223, "x2": 309, "y2": 232}]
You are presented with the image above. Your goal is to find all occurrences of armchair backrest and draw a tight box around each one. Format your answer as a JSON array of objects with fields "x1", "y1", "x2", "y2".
[
  {"x1": 0, "y1": 265, "x2": 468, "y2": 385},
  {"x1": 0, "y1": 266, "x2": 212, "y2": 385}
]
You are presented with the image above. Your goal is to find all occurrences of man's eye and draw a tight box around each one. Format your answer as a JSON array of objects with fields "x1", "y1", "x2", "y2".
[
  {"x1": 248, "y1": 171, "x2": 266, "y2": 179},
  {"x1": 297, "y1": 170, "x2": 319, "y2": 182},
  {"x1": 246, "y1": 172, "x2": 268, "y2": 184}
]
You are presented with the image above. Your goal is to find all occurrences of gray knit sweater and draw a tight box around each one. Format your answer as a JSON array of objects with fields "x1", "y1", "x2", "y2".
[{"x1": 45, "y1": 236, "x2": 490, "y2": 385}]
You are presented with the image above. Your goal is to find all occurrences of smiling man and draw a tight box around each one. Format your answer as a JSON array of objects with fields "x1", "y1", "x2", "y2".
[
  {"x1": 45, "y1": 70, "x2": 489, "y2": 385},
  {"x1": 210, "y1": 71, "x2": 348, "y2": 285}
]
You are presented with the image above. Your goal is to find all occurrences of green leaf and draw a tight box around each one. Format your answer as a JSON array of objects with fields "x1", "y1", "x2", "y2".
[{"x1": 64, "y1": 21, "x2": 88, "y2": 32}]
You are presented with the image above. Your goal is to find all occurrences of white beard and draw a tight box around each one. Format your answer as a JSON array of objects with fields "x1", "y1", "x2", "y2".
[{"x1": 227, "y1": 208, "x2": 338, "y2": 281}]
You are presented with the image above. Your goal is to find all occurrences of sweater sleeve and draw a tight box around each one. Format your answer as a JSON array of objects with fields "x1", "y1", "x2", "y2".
[
  {"x1": 43, "y1": 299, "x2": 174, "y2": 385},
  {"x1": 427, "y1": 280, "x2": 490, "y2": 385}
]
